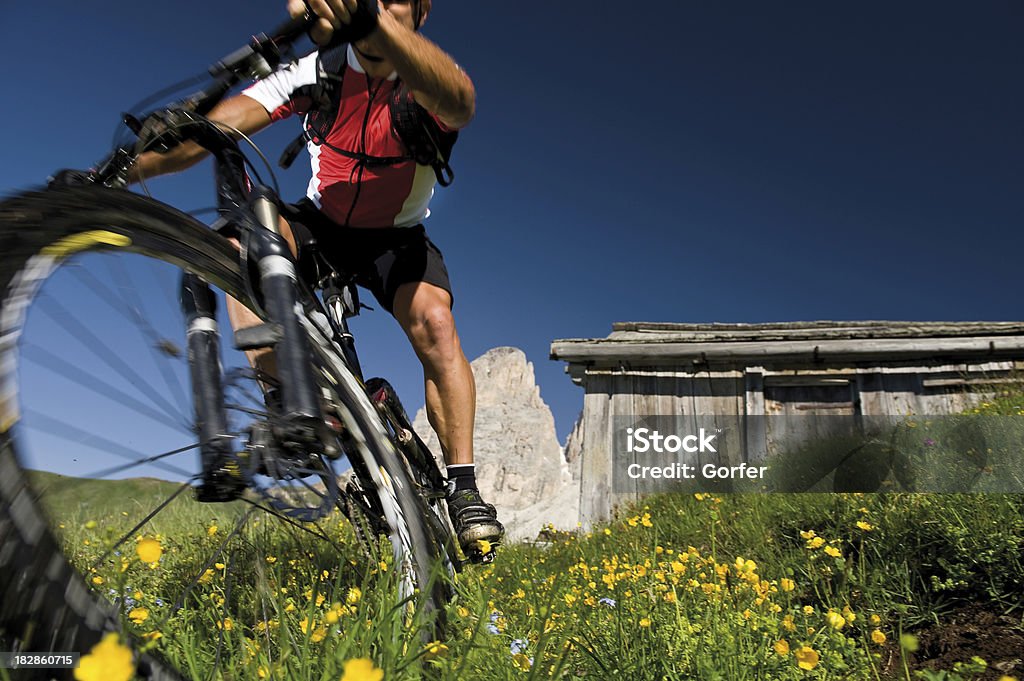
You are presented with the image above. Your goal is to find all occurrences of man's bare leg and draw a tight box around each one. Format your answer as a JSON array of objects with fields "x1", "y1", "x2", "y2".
[
  {"x1": 391, "y1": 281, "x2": 503, "y2": 553},
  {"x1": 390, "y1": 281, "x2": 474, "y2": 466}
]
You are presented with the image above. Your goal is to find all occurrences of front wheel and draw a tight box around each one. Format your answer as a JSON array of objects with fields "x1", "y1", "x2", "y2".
[{"x1": 0, "y1": 186, "x2": 450, "y2": 678}]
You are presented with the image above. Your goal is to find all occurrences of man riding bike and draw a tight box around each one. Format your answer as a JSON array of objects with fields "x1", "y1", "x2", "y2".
[{"x1": 128, "y1": 0, "x2": 504, "y2": 556}]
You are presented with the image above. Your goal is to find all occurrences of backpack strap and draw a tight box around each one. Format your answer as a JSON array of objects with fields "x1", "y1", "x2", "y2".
[
  {"x1": 390, "y1": 82, "x2": 458, "y2": 186},
  {"x1": 278, "y1": 44, "x2": 349, "y2": 169},
  {"x1": 277, "y1": 46, "x2": 459, "y2": 188}
]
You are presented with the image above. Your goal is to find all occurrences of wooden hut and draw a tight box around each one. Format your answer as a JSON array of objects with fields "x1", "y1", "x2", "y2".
[{"x1": 550, "y1": 321, "x2": 1024, "y2": 526}]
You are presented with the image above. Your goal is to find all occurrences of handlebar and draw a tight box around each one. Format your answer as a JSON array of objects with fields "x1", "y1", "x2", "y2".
[
  {"x1": 208, "y1": 13, "x2": 317, "y2": 80},
  {"x1": 73, "y1": 13, "x2": 327, "y2": 189}
]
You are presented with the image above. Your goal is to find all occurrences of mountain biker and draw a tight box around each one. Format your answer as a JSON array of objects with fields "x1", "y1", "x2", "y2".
[{"x1": 128, "y1": 0, "x2": 504, "y2": 556}]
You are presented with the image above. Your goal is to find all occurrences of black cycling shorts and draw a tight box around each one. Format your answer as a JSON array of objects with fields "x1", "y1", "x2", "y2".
[{"x1": 283, "y1": 199, "x2": 453, "y2": 315}]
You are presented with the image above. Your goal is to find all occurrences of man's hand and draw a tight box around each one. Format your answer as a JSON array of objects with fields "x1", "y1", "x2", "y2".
[{"x1": 287, "y1": 0, "x2": 378, "y2": 46}]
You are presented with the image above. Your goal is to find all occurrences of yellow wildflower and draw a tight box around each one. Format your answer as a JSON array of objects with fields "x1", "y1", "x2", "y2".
[
  {"x1": 871, "y1": 629, "x2": 886, "y2": 644},
  {"x1": 128, "y1": 608, "x2": 149, "y2": 625},
  {"x1": 511, "y1": 653, "x2": 532, "y2": 671},
  {"x1": 794, "y1": 646, "x2": 820, "y2": 670},
  {"x1": 856, "y1": 521, "x2": 874, "y2": 531},
  {"x1": 476, "y1": 539, "x2": 492, "y2": 554},
  {"x1": 639, "y1": 617, "x2": 651, "y2": 628},
  {"x1": 824, "y1": 546, "x2": 842, "y2": 558},
  {"x1": 780, "y1": 578, "x2": 795, "y2": 592},
  {"x1": 207, "y1": 525, "x2": 218, "y2": 536},
  {"x1": 423, "y1": 641, "x2": 449, "y2": 660},
  {"x1": 774, "y1": 639, "x2": 790, "y2": 656},
  {"x1": 339, "y1": 657, "x2": 384, "y2": 681},
  {"x1": 91, "y1": 576, "x2": 104, "y2": 586},
  {"x1": 266, "y1": 555, "x2": 277, "y2": 564},
  {"x1": 136, "y1": 537, "x2": 162, "y2": 564},
  {"x1": 74, "y1": 633, "x2": 133, "y2": 681},
  {"x1": 347, "y1": 586, "x2": 362, "y2": 605},
  {"x1": 826, "y1": 611, "x2": 845, "y2": 630},
  {"x1": 807, "y1": 536, "x2": 825, "y2": 550}
]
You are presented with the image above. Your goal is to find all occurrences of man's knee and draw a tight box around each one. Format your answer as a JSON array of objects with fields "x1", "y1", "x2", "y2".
[{"x1": 408, "y1": 304, "x2": 457, "y2": 354}]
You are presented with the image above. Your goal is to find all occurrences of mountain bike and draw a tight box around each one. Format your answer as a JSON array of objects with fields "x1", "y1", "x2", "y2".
[{"x1": 0, "y1": 13, "x2": 478, "y2": 679}]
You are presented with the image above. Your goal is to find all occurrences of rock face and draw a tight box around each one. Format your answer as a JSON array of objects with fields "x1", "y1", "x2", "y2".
[{"x1": 412, "y1": 347, "x2": 580, "y2": 541}]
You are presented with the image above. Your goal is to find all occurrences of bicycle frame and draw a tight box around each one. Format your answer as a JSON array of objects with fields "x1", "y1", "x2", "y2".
[{"x1": 81, "y1": 14, "x2": 459, "y2": 560}]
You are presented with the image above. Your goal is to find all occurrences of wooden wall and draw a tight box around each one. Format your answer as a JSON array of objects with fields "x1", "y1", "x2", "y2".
[{"x1": 576, "y1": 360, "x2": 1016, "y2": 526}]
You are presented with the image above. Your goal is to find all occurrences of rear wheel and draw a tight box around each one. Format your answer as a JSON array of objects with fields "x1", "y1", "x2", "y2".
[{"x1": 0, "y1": 187, "x2": 450, "y2": 678}]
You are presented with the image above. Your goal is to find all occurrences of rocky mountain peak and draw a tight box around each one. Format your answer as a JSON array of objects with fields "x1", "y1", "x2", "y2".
[{"x1": 412, "y1": 347, "x2": 580, "y2": 541}]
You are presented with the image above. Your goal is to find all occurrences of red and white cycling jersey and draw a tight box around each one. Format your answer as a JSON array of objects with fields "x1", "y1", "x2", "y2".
[{"x1": 243, "y1": 46, "x2": 456, "y2": 228}]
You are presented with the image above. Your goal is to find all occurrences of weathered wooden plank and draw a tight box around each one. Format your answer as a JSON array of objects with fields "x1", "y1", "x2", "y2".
[
  {"x1": 579, "y1": 373, "x2": 612, "y2": 530},
  {"x1": 744, "y1": 370, "x2": 768, "y2": 462},
  {"x1": 608, "y1": 321, "x2": 1024, "y2": 339},
  {"x1": 550, "y1": 336, "x2": 1024, "y2": 365}
]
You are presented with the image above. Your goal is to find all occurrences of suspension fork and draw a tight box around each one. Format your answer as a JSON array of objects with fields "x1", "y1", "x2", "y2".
[
  {"x1": 233, "y1": 188, "x2": 323, "y2": 440},
  {"x1": 180, "y1": 273, "x2": 239, "y2": 500}
]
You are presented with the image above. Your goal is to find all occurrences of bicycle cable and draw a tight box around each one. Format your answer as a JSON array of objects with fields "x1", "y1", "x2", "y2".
[
  {"x1": 131, "y1": 112, "x2": 281, "y2": 200},
  {"x1": 111, "y1": 71, "x2": 210, "y2": 147}
]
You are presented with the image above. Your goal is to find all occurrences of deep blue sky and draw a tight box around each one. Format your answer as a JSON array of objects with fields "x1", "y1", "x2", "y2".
[{"x1": 2, "y1": 1, "x2": 1021, "y2": 454}]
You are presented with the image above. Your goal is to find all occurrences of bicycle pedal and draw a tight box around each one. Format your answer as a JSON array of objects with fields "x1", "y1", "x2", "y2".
[{"x1": 463, "y1": 539, "x2": 500, "y2": 565}]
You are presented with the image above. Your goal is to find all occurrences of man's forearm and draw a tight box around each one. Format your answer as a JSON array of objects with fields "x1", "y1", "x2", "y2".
[
  {"x1": 127, "y1": 94, "x2": 273, "y2": 184},
  {"x1": 128, "y1": 143, "x2": 208, "y2": 184},
  {"x1": 361, "y1": 12, "x2": 475, "y2": 128}
]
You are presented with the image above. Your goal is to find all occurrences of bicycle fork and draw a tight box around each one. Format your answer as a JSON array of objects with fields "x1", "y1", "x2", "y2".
[{"x1": 183, "y1": 187, "x2": 331, "y2": 501}]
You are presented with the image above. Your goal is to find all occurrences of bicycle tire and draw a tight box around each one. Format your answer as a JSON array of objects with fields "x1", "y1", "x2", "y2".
[{"x1": 0, "y1": 186, "x2": 449, "y2": 677}]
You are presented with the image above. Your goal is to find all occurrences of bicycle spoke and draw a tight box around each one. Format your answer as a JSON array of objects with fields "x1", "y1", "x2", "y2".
[
  {"x1": 240, "y1": 496, "x2": 345, "y2": 554},
  {"x1": 105, "y1": 257, "x2": 191, "y2": 410},
  {"x1": 67, "y1": 262, "x2": 191, "y2": 415},
  {"x1": 82, "y1": 440, "x2": 203, "y2": 479},
  {"x1": 163, "y1": 507, "x2": 257, "y2": 620},
  {"x1": 34, "y1": 292, "x2": 191, "y2": 428},
  {"x1": 89, "y1": 478, "x2": 197, "y2": 572},
  {"x1": 21, "y1": 342, "x2": 191, "y2": 434},
  {"x1": 21, "y1": 408, "x2": 195, "y2": 480}
]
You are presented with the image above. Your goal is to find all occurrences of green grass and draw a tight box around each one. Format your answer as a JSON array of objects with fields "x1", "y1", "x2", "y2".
[
  {"x1": 28, "y1": 385, "x2": 1024, "y2": 680},
  {"x1": 33, "y1": 477, "x2": 1024, "y2": 680}
]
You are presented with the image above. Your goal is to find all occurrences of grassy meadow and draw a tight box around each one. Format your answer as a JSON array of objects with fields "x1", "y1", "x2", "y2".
[{"x1": 20, "y1": 390, "x2": 1024, "y2": 681}]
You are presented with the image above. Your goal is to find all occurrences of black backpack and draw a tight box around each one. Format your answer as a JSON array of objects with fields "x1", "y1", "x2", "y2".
[{"x1": 278, "y1": 44, "x2": 457, "y2": 186}]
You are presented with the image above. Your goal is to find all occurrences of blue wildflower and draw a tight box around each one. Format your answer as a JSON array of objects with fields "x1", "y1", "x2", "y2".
[
  {"x1": 510, "y1": 639, "x2": 528, "y2": 655},
  {"x1": 599, "y1": 597, "x2": 616, "y2": 608}
]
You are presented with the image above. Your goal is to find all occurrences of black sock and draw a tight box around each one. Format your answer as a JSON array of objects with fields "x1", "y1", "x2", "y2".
[{"x1": 447, "y1": 464, "x2": 476, "y2": 491}]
